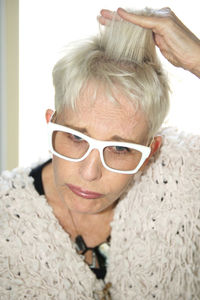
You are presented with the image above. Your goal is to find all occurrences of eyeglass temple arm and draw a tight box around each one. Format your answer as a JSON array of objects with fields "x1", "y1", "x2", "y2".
[{"x1": 50, "y1": 111, "x2": 56, "y2": 122}]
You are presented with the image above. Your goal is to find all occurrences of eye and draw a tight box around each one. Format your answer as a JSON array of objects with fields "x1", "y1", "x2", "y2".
[
  {"x1": 115, "y1": 146, "x2": 130, "y2": 152},
  {"x1": 71, "y1": 134, "x2": 83, "y2": 141},
  {"x1": 108, "y1": 146, "x2": 130, "y2": 154},
  {"x1": 67, "y1": 133, "x2": 85, "y2": 144}
]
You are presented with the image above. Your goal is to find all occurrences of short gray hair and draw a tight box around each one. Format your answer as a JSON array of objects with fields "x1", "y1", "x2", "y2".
[{"x1": 52, "y1": 8, "x2": 170, "y2": 139}]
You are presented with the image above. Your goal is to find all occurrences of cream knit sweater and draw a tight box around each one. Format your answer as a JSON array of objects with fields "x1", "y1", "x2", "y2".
[{"x1": 0, "y1": 128, "x2": 200, "y2": 300}]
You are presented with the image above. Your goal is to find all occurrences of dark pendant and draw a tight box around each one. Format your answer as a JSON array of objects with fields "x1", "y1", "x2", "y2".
[
  {"x1": 75, "y1": 235, "x2": 111, "y2": 270},
  {"x1": 75, "y1": 235, "x2": 87, "y2": 254},
  {"x1": 95, "y1": 242, "x2": 110, "y2": 268}
]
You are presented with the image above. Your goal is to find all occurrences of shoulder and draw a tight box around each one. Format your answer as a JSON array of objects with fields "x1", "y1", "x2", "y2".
[
  {"x1": 116, "y1": 128, "x2": 200, "y2": 229},
  {"x1": 151, "y1": 127, "x2": 200, "y2": 185},
  {"x1": 0, "y1": 166, "x2": 51, "y2": 244},
  {"x1": 0, "y1": 164, "x2": 55, "y2": 220},
  {"x1": 160, "y1": 127, "x2": 200, "y2": 160},
  {"x1": 117, "y1": 127, "x2": 200, "y2": 218},
  {"x1": 0, "y1": 167, "x2": 46, "y2": 235},
  {"x1": 0, "y1": 166, "x2": 34, "y2": 197}
]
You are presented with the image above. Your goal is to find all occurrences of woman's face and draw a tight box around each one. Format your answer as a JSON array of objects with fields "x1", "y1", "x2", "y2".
[{"x1": 47, "y1": 84, "x2": 153, "y2": 215}]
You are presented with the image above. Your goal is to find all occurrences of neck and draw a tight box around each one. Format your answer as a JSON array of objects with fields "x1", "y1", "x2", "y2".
[{"x1": 67, "y1": 203, "x2": 115, "y2": 247}]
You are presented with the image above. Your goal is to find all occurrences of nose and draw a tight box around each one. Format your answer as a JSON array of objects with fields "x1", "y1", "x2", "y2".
[{"x1": 79, "y1": 149, "x2": 103, "y2": 182}]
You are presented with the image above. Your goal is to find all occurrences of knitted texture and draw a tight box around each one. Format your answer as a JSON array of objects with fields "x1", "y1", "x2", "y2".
[{"x1": 0, "y1": 128, "x2": 200, "y2": 300}]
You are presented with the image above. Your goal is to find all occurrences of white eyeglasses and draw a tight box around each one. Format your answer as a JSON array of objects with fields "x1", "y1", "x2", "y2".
[{"x1": 48, "y1": 120, "x2": 151, "y2": 174}]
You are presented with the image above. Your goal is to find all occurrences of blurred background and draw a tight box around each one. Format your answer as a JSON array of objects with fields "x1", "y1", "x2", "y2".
[{"x1": 0, "y1": 0, "x2": 200, "y2": 172}]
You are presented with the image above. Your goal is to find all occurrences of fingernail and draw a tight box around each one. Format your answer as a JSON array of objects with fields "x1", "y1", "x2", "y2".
[
  {"x1": 97, "y1": 15, "x2": 104, "y2": 23},
  {"x1": 117, "y1": 7, "x2": 126, "y2": 13},
  {"x1": 101, "y1": 9, "x2": 112, "y2": 14}
]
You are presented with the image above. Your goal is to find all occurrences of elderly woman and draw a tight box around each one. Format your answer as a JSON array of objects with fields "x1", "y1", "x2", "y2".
[{"x1": 0, "y1": 7, "x2": 200, "y2": 300}]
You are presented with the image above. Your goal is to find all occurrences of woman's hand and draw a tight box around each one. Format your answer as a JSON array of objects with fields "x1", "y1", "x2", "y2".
[{"x1": 99, "y1": 8, "x2": 200, "y2": 78}]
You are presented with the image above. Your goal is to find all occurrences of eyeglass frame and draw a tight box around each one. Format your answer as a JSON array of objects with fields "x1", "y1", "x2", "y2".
[{"x1": 47, "y1": 116, "x2": 151, "y2": 175}]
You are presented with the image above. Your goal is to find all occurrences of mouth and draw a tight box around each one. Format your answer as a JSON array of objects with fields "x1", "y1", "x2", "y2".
[{"x1": 67, "y1": 184, "x2": 104, "y2": 199}]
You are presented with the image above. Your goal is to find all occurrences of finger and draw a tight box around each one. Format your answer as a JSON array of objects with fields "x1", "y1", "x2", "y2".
[
  {"x1": 100, "y1": 9, "x2": 115, "y2": 20},
  {"x1": 117, "y1": 7, "x2": 162, "y2": 32},
  {"x1": 97, "y1": 15, "x2": 108, "y2": 26},
  {"x1": 100, "y1": 9, "x2": 121, "y2": 21}
]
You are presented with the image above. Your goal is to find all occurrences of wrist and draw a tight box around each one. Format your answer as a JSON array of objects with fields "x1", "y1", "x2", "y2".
[
  {"x1": 190, "y1": 64, "x2": 200, "y2": 78},
  {"x1": 188, "y1": 41, "x2": 200, "y2": 78}
]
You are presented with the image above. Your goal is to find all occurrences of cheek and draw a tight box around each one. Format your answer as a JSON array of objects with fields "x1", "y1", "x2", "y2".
[
  {"x1": 52, "y1": 157, "x2": 77, "y2": 184},
  {"x1": 106, "y1": 173, "x2": 133, "y2": 196}
]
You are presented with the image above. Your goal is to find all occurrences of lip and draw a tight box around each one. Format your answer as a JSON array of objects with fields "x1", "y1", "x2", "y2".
[{"x1": 67, "y1": 184, "x2": 104, "y2": 199}]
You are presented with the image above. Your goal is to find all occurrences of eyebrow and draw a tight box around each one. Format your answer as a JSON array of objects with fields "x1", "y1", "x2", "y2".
[
  {"x1": 64, "y1": 123, "x2": 88, "y2": 134},
  {"x1": 63, "y1": 123, "x2": 139, "y2": 144}
]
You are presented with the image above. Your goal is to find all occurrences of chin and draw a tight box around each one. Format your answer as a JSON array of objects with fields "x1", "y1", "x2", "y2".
[{"x1": 67, "y1": 198, "x2": 115, "y2": 215}]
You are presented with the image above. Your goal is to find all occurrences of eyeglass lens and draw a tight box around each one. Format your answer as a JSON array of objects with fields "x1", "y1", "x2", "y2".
[{"x1": 52, "y1": 130, "x2": 142, "y2": 171}]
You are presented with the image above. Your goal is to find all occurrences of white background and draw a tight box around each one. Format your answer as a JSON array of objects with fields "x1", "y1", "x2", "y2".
[{"x1": 19, "y1": 0, "x2": 200, "y2": 167}]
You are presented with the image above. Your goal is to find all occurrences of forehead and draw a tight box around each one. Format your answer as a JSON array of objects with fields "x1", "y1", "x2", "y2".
[{"x1": 60, "y1": 82, "x2": 149, "y2": 143}]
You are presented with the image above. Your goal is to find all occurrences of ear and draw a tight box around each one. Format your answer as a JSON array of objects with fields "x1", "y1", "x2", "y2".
[
  {"x1": 45, "y1": 109, "x2": 54, "y2": 123},
  {"x1": 140, "y1": 136, "x2": 162, "y2": 170},
  {"x1": 149, "y1": 136, "x2": 162, "y2": 157}
]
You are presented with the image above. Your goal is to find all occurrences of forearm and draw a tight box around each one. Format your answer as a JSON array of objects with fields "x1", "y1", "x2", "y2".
[
  {"x1": 190, "y1": 61, "x2": 200, "y2": 78},
  {"x1": 188, "y1": 40, "x2": 200, "y2": 78},
  {"x1": 191, "y1": 68, "x2": 200, "y2": 78}
]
